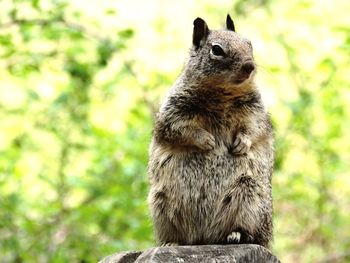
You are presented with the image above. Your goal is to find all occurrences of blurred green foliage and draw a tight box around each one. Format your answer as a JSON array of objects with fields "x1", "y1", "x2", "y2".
[{"x1": 0, "y1": 0, "x2": 349, "y2": 262}]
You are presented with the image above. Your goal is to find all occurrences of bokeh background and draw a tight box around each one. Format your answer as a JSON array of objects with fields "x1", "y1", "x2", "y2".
[{"x1": 1, "y1": 0, "x2": 349, "y2": 262}]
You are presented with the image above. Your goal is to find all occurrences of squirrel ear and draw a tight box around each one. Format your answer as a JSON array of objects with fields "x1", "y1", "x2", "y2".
[
  {"x1": 193, "y1": 17, "x2": 209, "y2": 49},
  {"x1": 226, "y1": 14, "x2": 235, "y2": 32}
]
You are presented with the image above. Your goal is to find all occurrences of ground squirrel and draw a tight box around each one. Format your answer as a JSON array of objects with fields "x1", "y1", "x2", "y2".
[{"x1": 147, "y1": 15, "x2": 274, "y2": 248}]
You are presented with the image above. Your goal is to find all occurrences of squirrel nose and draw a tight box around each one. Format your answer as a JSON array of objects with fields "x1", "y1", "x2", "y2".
[{"x1": 241, "y1": 61, "x2": 255, "y2": 75}]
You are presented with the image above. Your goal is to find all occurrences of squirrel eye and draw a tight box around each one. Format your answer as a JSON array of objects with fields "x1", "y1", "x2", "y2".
[{"x1": 211, "y1": 44, "x2": 225, "y2": 56}]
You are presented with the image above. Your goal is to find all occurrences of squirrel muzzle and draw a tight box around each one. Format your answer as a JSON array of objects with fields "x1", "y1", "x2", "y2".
[{"x1": 234, "y1": 60, "x2": 255, "y2": 84}]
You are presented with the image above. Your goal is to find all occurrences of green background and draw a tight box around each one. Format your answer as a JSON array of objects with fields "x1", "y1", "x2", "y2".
[{"x1": 0, "y1": 0, "x2": 349, "y2": 262}]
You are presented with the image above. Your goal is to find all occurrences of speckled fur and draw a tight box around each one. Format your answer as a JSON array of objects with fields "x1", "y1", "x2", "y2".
[{"x1": 147, "y1": 16, "x2": 274, "y2": 248}]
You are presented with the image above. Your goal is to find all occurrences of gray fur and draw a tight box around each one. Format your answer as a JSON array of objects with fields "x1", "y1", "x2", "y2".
[{"x1": 147, "y1": 16, "x2": 274, "y2": 248}]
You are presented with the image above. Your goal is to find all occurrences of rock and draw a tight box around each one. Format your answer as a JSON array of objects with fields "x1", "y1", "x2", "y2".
[
  {"x1": 99, "y1": 244, "x2": 280, "y2": 263},
  {"x1": 99, "y1": 250, "x2": 142, "y2": 263}
]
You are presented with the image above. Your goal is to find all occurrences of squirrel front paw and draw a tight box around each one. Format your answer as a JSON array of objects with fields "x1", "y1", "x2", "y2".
[
  {"x1": 230, "y1": 134, "x2": 251, "y2": 155},
  {"x1": 192, "y1": 129, "x2": 215, "y2": 151}
]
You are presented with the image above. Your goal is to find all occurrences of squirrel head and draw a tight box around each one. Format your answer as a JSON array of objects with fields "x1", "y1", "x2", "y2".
[{"x1": 187, "y1": 15, "x2": 255, "y2": 90}]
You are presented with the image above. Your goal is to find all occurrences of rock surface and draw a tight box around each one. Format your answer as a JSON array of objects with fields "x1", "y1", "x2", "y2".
[{"x1": 99, "y1": 244, "x2": 280, "y2": 263}]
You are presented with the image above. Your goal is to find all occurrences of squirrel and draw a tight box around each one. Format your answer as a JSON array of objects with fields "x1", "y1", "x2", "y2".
[{"x1": 147, "y1": 14, "x2": 274, "y2": 248}]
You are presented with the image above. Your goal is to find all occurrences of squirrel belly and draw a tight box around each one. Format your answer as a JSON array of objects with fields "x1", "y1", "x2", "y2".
[
  {"x1": 148, "y1": 145, "x2": 236, "y2": 245},
  {"x1": 148, "y1": 130, "x2": 273, "y2": 246}
]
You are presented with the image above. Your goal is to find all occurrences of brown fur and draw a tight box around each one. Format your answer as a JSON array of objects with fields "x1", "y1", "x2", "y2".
[{"x1": 147, "y1": 15, "x2": 274, "y2": 248}]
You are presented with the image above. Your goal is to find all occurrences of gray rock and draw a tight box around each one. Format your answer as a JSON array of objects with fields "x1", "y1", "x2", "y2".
[
  {"x1": 99, "y1": 244, "x2": 280, "y2": 263},
  {"x1": 99, "y1": 250, "x2": 142, "y2": 263}
]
